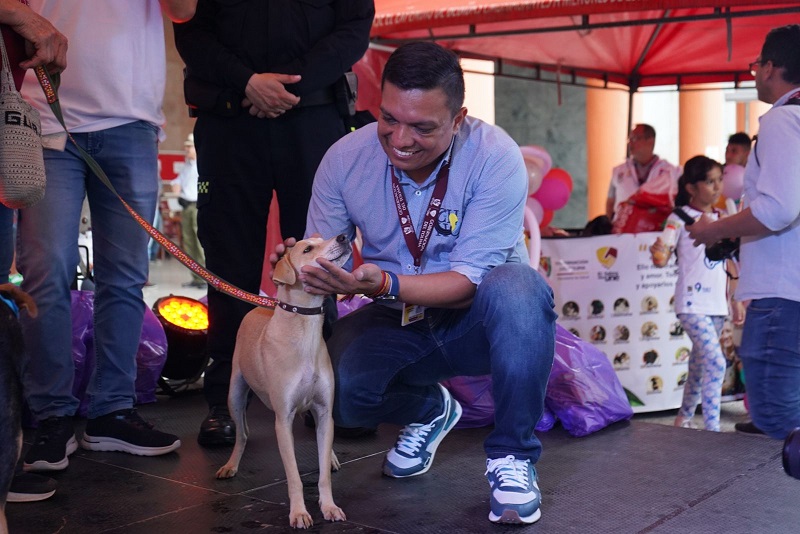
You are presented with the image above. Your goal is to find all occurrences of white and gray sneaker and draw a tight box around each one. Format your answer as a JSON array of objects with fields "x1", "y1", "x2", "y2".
[
  {"x1": 486, "y1": 455, "x2": 542, "y2": 524},
  {"x1": 382, "y1": 384, "x2": 462, "y2": 478}
]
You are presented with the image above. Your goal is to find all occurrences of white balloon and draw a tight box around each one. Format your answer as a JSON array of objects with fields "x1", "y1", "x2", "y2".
[
  {"x1": 520, "y1": 145, "x2": 553, "y2": 195},
  {"x1": 523, "y1": 204, "x2": 541, "y2": 266}
]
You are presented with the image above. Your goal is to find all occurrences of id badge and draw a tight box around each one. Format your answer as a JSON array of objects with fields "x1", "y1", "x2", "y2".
[{"x1": 401, "y1": 303, "x2": 425, "y2": 326}]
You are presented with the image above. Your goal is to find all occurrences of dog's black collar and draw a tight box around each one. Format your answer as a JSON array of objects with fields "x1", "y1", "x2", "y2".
[{"x1": 276, "y1": 300, "x2": 325, "y2": 316}]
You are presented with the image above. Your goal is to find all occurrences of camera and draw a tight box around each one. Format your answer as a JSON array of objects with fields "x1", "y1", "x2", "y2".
[
  {"x1": 704, "y1": 237, "x2": 740, "y2": 261},
  {"x1": 784, "y1": 427, "x2": 800, "y2": 480},
  {"x1": 672, "y1": 207, "x2": 740, "y2": 261}
]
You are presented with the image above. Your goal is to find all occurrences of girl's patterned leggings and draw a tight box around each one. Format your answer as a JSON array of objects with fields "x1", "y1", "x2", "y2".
[{"x1": 677, "y1": 314, "x2": 727, "y2": 431}]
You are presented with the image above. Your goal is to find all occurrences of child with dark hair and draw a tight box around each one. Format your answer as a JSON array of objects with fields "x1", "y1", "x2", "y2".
[
  {"x1": 649, "y1": 156, "x2": 745, "y2": 431},
  {"x1": 725, "y1": 132, "x2": 751, "y2": 166}
]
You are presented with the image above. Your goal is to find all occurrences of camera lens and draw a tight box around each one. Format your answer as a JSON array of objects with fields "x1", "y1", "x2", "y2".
[{"x1": 783, "y1": 427, "x2": 800, "y2": 479}]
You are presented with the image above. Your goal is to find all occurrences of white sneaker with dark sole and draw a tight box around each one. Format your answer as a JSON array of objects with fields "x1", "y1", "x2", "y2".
[
  {"x1": 486, "y1": 455, "x2": 542, "y2": 525},
  {"x1": 382, "y1": 384, "x2": 462, "y2": 478}
]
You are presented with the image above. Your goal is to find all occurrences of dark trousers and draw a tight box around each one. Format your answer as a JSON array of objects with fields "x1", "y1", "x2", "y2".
[{"x1": 194, "y1": 105, "x2": 345, "y2": 407}]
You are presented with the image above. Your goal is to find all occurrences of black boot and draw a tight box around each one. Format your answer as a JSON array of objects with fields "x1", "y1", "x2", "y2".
[{"x1": 198, "y1": 405, "x2": 235, "y2": 447}]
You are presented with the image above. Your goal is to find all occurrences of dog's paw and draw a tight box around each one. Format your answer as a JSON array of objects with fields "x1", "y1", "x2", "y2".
[
  {"x1": 289, "y1": 510, "x2": 313, "y2": 529},
  {"x1": 215, "y1": 465, "x2": 238, "y2": 479},
  {"x1": 322, "y1": 504, "x2": 346, "y2": 523}
]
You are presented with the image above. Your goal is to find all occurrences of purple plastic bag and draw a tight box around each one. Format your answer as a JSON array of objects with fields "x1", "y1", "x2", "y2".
[
  {"x1": 545, "y1": 325, "x2": 633, "y2": 437},
  {"x1": 442, "y1": 376, "x2": 558, "y2": 431},
  {"x1": 336, "y1": 294, "x2": 372, "y2": 317},
  {"x1": 135, "y1": 307, "x2": 168, "y2": 405},
  {"x1": 442, "y1": 375, "x2": 495, "y2": 428},
  {"x1": 536, "y1": 405, "x2": 557, "y2": 432},
  {"x1": 70, "y1": 290, "x2": 167, "y2": 415},
  {"x1": 71, "y1": 290, "x2": 94, "y2": 417}
]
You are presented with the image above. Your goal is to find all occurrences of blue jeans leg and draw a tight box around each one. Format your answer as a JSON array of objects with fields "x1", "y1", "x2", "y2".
[
  {"x1": 17, "y1": 121, "x2": 159, "y2": 420},
  {"x1": 738, "y1": 298, "x2": 800, "y2": 439},
  {"x1": 329, "y1": 263, "x2": 556, "y2": 463}
]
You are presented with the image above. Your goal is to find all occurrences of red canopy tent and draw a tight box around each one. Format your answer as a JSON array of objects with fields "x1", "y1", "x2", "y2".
[{"x1": 356, "y1": 1, "x2": 800, "y2": 119}]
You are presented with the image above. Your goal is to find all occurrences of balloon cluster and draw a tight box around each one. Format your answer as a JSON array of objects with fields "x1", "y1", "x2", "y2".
[{"x1": 520, "y1": 145, "x2": 573, "y2": 229}]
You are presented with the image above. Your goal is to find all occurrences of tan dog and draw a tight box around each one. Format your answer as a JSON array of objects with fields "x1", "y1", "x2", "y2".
[{"x1": 216, "y1": 235, "x2": 351, "y2": 529}]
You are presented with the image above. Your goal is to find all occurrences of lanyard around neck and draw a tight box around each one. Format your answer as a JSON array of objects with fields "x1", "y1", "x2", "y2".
[{"x1": 391, "y1": 163, "x2": 450, "y2": 270}]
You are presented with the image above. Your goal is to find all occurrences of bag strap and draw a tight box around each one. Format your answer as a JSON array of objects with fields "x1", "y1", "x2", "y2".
[
  {"x1": 0, "y1": 28, "x2": 17, "y2": 93},
  {"x1": 33, "y1": 66, "x2": 280, "y2": 309}
]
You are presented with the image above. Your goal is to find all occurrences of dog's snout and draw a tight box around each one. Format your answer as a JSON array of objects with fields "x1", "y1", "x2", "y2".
[{"x1": 336, "y1": 234, "x2": 347, "y2": 243}]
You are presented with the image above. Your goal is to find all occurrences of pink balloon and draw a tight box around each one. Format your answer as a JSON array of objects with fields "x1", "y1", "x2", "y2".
[
  {"x1": 520, "y1": 145, "x2": 552, "y2": 195},
  {"x1": 520, "y1": 145, "x2": 552, "y2": 174},
  {"x1": 543, "y1": 168, "x2": 573, "y2": 193},
  {"x1": 534, "y1": 176, "x2": 571, "y2": 210},
  {"x1": 526, "y1": 196, "x2": 544, "y2": 223},
  {"x1": 722, "y1": 164, "x2": 745, "y2": 201}
]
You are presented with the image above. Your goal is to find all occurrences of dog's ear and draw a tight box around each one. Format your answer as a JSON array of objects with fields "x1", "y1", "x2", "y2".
[{"x1": 273, "y1": 252, "x2": 297, "y2": 286}]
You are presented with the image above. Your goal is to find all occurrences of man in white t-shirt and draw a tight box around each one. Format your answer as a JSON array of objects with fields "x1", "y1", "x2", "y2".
[{"x1": 16, "y1": 0, "x2": 197, "y2": 474}]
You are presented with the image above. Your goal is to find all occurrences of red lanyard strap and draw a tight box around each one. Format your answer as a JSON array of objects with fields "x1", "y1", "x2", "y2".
[
  {"x1": 391, "y1": 163, "x2": 449, "y2": 269},
  {"x1": 34, "y1": 66, "x2": 278, "y2": 309}
]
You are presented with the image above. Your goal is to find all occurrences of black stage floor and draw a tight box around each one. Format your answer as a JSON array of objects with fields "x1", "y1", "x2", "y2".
[{"x1": 7, "y1": 391, "x2": 799, "y2": 533}]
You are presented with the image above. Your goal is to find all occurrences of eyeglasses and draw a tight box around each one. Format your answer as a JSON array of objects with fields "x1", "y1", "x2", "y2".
[
  {"x1": 749, "y1": 59, "x2": 764, "y2": 76},
  {"x1": 627, "y1": 135, "x2": 651, "y2": 143}
]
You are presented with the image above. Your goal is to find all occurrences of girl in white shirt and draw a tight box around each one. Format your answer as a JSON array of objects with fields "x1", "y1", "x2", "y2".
[{"x1": 650, "y1": 156, "x2": 745, "y2": 431}]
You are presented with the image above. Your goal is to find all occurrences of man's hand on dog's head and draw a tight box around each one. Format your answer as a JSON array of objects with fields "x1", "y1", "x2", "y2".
[
  {"x1": 300, "y1": 260, "x2": 383, "y2": 297},
  {"x1": 268, "y1": 237, "x2": 298, "y2": 278}
]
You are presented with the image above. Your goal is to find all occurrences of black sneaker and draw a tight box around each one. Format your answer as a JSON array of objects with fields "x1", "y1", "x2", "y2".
[
  {"x1": 81, "y1": 408, "x2": 181, "y2": 456},
  {"x1": 23, "y1": 416, "x2": 78, "y2": 472},
  {"x1": 735, "y1": 421, "x2": 771, "y2": 438},
  {"x1": 7, "y1": 472, "x2": 57, "y2": 503}
]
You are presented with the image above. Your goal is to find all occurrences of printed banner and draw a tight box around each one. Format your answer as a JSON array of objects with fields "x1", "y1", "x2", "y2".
[{"x1": 540, "y1": 233, "x2": 688, "y2": 413}]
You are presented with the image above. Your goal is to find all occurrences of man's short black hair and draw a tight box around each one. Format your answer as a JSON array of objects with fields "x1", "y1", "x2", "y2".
[
  {"x1": 727, "y1": 132, "x2": 751, "y2": 148},
  {"x1": 381, "y1": 42, "x2": 465, "y2": 117},
  {"x1": 761, "y1": 24, "x2": 800, "y2": 84},
  {"x1": 634, "y1": 123, "x2": 656, "y2": 139}
]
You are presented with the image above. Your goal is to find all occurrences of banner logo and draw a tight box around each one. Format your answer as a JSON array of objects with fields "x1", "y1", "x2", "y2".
[{"x1": 596, "y1": 247, "x2": 618, "y2": 269}]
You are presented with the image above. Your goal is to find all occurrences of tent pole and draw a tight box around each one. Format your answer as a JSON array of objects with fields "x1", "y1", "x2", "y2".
[{"x1": 626, "y1": 87, "x2": 635, "y2": 159}]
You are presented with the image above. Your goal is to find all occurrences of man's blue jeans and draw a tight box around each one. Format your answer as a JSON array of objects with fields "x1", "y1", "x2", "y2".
[
  {"x1": 328, "y1": 263, "x2": 556, "y2": 463},
  {"x1": 17, "y1": 121, "x2": 159, "y2": 420},
  {"x1": 739, "y1": 297, "x2": 800, "y2": 439}
]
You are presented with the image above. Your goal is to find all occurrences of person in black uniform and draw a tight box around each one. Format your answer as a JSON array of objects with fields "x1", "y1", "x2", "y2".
[{"x1": 173, "y1": 0, "x2": 374, "y2": 447}]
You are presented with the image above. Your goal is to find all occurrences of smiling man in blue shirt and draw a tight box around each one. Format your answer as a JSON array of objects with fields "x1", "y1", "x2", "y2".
[{"x1": 289, "y1": 42, "x2": 556, "y2": 526}]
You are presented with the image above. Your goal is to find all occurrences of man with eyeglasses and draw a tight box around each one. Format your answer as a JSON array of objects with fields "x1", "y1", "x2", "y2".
[
  {"x1": 688, "y1": 24, "x2": 800, "y2": 440},
  {"x1": 606, "y1": 123, "x2": 681, "y2": 221}
]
